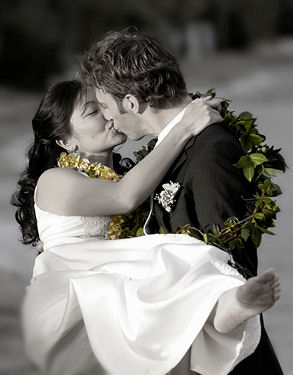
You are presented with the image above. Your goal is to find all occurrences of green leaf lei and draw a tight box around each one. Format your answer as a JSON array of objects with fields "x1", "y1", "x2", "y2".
[{"x1": 132, "y1": 89, "x2": 287, "y2": 254}]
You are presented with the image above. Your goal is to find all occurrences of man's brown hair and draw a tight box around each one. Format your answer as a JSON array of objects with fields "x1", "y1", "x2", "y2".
[{"x1": 80, "y1": 28, "x2": 187, "y2": 109}]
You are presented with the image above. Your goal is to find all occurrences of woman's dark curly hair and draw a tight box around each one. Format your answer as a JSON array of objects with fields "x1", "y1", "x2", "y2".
[
  {"x1": 11, "y1": 80, "x2": 84, "y2": 246},
  {"x1": 80, "y1": 28, "x2": 187, "y2": 109}
]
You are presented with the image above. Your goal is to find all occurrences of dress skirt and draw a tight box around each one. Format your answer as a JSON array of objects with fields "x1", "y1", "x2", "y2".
[{"x1": 22, "y1": 234, "x2": 260, "y2": 375}]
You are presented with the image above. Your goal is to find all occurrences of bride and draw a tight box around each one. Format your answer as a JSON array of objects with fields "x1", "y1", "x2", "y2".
[{"x1": 12, "y1": 80, "x2": 280, "y2": 375}]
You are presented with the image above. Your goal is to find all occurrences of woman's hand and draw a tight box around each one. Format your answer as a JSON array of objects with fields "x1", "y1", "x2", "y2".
[
  {"x1": 178, "y1": 96, "x2": 224, "y2": 138},
  {"x1": 36, "y1": 240, "x2": 44, "y2": 253}
]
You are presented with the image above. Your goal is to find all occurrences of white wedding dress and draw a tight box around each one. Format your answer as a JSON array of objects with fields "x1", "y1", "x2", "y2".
[{"x1": 22, "y1": 190, "x2": 261, "y2": 375}]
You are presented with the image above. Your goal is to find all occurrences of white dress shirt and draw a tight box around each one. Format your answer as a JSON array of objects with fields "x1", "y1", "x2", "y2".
[
  {"x1": 144, "y1": 106, "x2": 188, "y2": 234},
  {"x1": 155, "y1": 107, "x2": 187, "y2": 147}
]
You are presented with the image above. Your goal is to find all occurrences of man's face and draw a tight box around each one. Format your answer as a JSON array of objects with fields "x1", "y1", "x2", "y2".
[{"x1": 95, "y1": 89, "x2": 148, "y2": 140}]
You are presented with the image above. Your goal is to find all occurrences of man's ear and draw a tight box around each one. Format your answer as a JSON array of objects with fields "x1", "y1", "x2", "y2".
[
  {"x1": 122, "y1": 94, "x2": 140, "y2": 114},
  {"x1": 56, "y1": 139, "x2": 77, "y2": 153}
]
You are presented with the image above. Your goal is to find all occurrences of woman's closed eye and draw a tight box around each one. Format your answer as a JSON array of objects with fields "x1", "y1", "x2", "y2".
[
  {"x1": 84, "y1": 107, "x2": 99, "y2": 117},
  {"x1": 86, "y1": 110, "x2": 98, "y2": 117},
  {"x1": 81, "y1": 100, "x2": 99, "y2": 117}
]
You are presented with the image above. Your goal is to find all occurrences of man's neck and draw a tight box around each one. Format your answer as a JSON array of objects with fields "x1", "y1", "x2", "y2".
[
  {"x1": 81, "y1": 150, "x2": 113, "y2": 169},
  {"x1": 144, "y1": 96, "x2": 192, "y2": 136}
]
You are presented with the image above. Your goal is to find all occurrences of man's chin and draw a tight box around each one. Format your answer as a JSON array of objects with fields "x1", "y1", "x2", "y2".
[
  {"x1": 116, "y1": 134, "x2": 127, "y2": 145},
  {"x1": 127, "y1": 134, "x2": 145, "y2": 141}
]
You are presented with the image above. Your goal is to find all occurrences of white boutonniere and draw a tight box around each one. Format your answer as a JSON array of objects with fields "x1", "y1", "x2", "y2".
[{"x1": 155, "y1": 181, "x2": 181, "y2": 213}]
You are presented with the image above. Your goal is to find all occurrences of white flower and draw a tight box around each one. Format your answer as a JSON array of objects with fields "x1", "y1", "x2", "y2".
[{"x1": 155, "y1": 181, "x2": 181, "y2": 213}]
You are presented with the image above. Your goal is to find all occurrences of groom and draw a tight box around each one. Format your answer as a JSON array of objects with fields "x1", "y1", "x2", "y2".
[{"x1": 80, "y1": 29, "x2": 283, "y2": 374}]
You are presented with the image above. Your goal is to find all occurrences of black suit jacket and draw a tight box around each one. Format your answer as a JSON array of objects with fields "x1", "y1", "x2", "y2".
[
  {"x1": 153, "y1": 123, "x2": 257, "y2": 276},
  {"x1": 151, "y1": 123, "x2": 283, "y2": 374}
]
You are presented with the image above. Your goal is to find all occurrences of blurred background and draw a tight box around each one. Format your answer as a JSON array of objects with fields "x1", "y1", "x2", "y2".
[{"x1": 1, "y1": 0, "x2": 292, "y2": 373}]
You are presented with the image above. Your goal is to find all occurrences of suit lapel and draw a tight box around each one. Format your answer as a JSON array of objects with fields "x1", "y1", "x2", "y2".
[{"x1": 152, "y1": 136, "x2": 197, "y2": 232}]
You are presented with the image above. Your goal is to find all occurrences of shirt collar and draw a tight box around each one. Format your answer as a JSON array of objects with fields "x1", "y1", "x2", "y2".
[{"x1": 156, "y1": 107, "x2": 187, "y2": 147}]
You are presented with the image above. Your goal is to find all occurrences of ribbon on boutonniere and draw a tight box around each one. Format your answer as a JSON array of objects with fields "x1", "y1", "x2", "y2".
[{"x1": 154, "y1": 181, "x2": 181, "y2": 213}]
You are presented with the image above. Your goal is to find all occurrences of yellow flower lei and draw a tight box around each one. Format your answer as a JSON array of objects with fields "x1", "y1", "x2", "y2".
[
  {"x1": 58, "y1": 152, "x2": 121, "y2": 181},
  {"x1": 58, "y1": 152, "x2": 134, "y2": 239}
]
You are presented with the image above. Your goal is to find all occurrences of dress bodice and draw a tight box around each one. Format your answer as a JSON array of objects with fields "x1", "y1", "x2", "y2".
[{"x1": 34, "y1": 189, "x2": 110, "y2": 251}]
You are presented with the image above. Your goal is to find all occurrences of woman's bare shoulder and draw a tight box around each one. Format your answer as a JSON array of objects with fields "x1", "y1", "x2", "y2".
[
  {"x1": 36, "y1": 167, "x2": 122, "y2": 216},
  {"x1": 36, "y1": 168, "x2": 85, "y2": 213},
  {"x1": 38, "y1": 167, "x2": 81, "y2": 185}
]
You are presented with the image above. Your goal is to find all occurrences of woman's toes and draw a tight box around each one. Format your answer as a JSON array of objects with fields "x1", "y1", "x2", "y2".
[
  {"x1": 273, "y1": 280, "x2": 281, "y2": 289},
  {"x1": 259, "y1": 268, "x2": 275, "y2": 283},
  {"x1": 274, "y1": 285, "x2": 281, "y2": 295}
]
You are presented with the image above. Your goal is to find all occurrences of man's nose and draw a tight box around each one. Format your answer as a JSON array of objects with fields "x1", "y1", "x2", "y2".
[{"x1": 103, "y1": 109, "x2": 113, "y2": 122}]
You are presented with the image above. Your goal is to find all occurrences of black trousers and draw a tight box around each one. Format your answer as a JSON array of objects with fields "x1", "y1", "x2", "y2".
[{"x1": 229, "y1": 316, "x2": 283, "y2": 374}]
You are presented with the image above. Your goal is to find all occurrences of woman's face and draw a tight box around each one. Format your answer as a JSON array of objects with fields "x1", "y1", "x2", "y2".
[{"x1": 69, "y1": 89, "x2": 126, "y2": 156}]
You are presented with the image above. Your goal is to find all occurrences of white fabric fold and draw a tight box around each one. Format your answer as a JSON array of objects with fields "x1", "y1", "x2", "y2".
[{"x1": 22, "y1": 234, "x2": 260, "y2": 375}]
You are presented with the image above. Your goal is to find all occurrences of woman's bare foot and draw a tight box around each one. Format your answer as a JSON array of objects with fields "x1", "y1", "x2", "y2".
[
  {"x1": 236, "y1": 268, "x2": 280, "y2": 313},
  {"x1": 213, "y1": 268, "x2": 281, "y2": 333}
]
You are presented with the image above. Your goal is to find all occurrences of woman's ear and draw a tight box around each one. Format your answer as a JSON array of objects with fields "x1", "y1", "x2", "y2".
[
  {"x1": 56, "y1": 139, "x2": 77, "y2": 153},
  {"x1": 122, "y1": 94, "x2": 140, "y2": 114}
]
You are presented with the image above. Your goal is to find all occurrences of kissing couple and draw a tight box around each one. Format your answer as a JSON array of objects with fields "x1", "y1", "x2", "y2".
[{"x1": 14, "y1": 29, "x2": 283, "y2": 374}]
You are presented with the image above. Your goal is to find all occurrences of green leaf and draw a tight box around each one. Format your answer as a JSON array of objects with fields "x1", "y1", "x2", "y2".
[
  {"x1": 241, "y1": 228, "x2": 250, "y2": 241},
  {"x1": 249, "y1": 153, "x2": 269, "y2": 167},
  {"x1": 136, "y1": 227, "x2": 144, "y2": 236},
  {"x1": 262, "y1": 208, "x2": 273, "y2": 215},
  {"x1": 249, "y1": 133, "x2": 265, "y2": 145},
  {"x1": 271, "y1": 183, "x2": 281, "y2": 196},
  {"x1": 254, "y1": 212, "x2": 265, "y2": 220},
  {"x1": 263, "y1": 168, "x2": 280, "y2": 178},
  {"x1": 202, "y1": 233, "x2": 208, "y2": 243},
  {"x1": 234, "y1": 155, "x2": 255, "y2": 182},
  {"x1": 212, "y1": 224, "x2": 220, "y2": 235},
  {"x1": 255, "y1": 225, "x2": 274, "y2": 235},
  {"x1": 244, "y1": 165, "x2": 255, "y2": 182},
  {"x1": 227, "y1": 239, "x2": 237, "y2": 250},
  {"x1": 252, "y1": 227, "x2": 262, "y2": 247},
  {"x1": 238, "y1": 112, "x2": 253, "y2": 120},
  {"x1": 147, "y1": 138, "x2": 157, "y2": 151},
  {"x1": 206, "y1": 88, "x2": 216, "y2": 98},
  {"x1": 240, "y1": 136, "x2": 253, "y2": 153},
  {"x1": 234, "y1": 155, "x2": 250, "y2": 169},
  {"x1": 228, "y1": 238, "x2": 245, "y2": 250},
  {"x1": 263, "y1": 196, "x2": 273, "y2": 205},
  {"x1": 159, "y1": 226, "x2": 168, "y2": 234}
]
